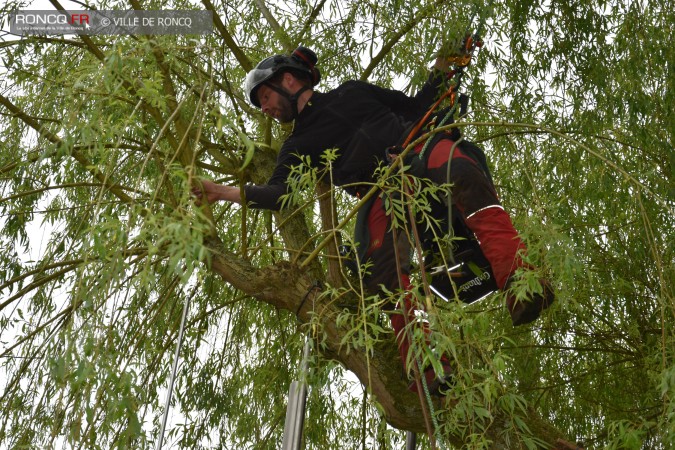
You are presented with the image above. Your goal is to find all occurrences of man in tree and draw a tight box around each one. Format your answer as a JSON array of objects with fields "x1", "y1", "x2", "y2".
[{"x1": 195, "y1": 46, "x2": 555, "y2": 395}]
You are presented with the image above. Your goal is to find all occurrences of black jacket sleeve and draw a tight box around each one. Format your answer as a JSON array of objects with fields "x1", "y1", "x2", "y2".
[
  {"x1": 243, "y1": 148, "x2": 300, "y2": 210},
  {"x1": 243, "y1": 70, "x2": 446, "y2": 211}
]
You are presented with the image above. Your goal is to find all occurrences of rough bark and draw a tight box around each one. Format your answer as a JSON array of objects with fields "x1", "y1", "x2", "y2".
[{"x1": 205, "y1": 235, "x2": 573, "y2": 448}]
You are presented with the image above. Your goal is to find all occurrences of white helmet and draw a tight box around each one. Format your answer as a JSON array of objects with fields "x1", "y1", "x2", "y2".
[{"x1": 244, "y1": 47, "x2": 321, "y2": 108}]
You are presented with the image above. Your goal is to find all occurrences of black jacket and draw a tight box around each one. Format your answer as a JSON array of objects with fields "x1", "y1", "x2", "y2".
[{"x1": 244, "y1": 72, "x2": 445, "y2": 210}]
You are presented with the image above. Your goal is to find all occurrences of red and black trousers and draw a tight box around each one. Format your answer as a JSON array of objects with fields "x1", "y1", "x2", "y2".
[{"x1": 359, "y1": 136, "x2": 527, "y2": 373}]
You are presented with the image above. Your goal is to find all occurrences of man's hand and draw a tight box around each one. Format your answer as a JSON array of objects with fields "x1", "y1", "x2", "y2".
[
  {"x1": 434, "y1": 33, "x2": 482, "y2": 71},
  {"x1": 192, "y1": 179, "x2": 242, "y2": 205}
]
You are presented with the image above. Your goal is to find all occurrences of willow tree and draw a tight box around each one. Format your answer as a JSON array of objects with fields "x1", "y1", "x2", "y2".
[{"x1": 0, "y1": 0, "x2": 673, "y2": 448}]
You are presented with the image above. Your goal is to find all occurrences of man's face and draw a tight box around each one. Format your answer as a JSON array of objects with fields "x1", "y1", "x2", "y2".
[{"x1": 257, "y1": 84, "x2": 294, "y2": 123}]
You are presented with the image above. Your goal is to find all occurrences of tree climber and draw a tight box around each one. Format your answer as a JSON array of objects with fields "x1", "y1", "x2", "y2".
[{"x1": 194, "y1": 46, "x2": 555, "y2": 396}]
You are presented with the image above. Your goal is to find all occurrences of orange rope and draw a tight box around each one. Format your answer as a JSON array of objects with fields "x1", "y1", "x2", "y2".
[{"x1": 401, "y1": 84, "x2": 455, "y2": 149}]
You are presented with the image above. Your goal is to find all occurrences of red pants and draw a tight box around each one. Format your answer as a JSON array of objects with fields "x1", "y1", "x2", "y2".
[{"x1": 363, "y1": 137, "x2": 526, "y2": 372}]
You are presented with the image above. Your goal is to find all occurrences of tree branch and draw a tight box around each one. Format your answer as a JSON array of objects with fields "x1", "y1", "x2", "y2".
[
  {"x1": 316, "y1": 181, "x2": 342, "y2": 286},
  {"x1": 293, "y1": 0, "x2": 328, "y2": 48},
  {"x1": 360, "y1": 0, "x2": 446, "y2": 81},
  {"x1": 253, "y1": 0, "x2": 294, "y2": 51},
  {"x1": 204, "y1": 237, "x2": 573, "y2": 446},
  {"x1": 201, "y1": 0, "x2": 252, "y2": 71},
  {"x1": 49, "y1": 0, "x2": 105, "y2": 60},
  {"x1": 0, "y1": 93, "x2": 134, "y2": 204}
]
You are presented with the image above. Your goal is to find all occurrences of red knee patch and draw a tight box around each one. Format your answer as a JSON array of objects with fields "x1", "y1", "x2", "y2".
[
  {"x1": 366, "y1": 197, "x2": 387, "y2": 255},
  {"x1": 422, "y1": 139, "x2": 476, "y2": 169}
]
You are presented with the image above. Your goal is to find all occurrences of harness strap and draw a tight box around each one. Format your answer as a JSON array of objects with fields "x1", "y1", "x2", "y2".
[{"x1": 265, "y1": 83, "x2": 311, "y2": 120}]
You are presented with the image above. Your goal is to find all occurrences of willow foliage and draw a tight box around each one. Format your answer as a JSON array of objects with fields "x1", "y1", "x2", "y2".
[{"x1": 0, "y1": 0, "x2": 673, "y2": 449}]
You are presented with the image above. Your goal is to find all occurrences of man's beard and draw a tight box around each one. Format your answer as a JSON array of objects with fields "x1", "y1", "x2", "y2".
[{"x1": 276, "y1": 95, "x2": 295, "y2": 123}]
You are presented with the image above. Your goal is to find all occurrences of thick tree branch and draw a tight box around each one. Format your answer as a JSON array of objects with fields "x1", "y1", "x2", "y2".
[
  {"x1": 253, "y1": 0, "x2": 294, "y2": 51},
  {"x1": 316, "y1": 181, "x2": 342, "y2": 286},
  {"x1": 204, "y1": 238, "x2": 429, "y2": 431},
  {"x1": 201, "y1": 0, "x2": 252, "y2": 71},
  {"x1": 204, "y1": 236, "x2": 571, "y2": 447}
]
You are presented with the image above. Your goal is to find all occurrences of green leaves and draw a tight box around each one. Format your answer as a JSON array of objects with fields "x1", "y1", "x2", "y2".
[{"x1": 0, "y1": 0, "x2": 673, "y2": 448}]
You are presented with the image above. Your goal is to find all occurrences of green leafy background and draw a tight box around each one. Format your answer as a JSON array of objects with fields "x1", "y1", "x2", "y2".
[{"x1": 0, "y1": 0, "x2": 673, "y2": 448}]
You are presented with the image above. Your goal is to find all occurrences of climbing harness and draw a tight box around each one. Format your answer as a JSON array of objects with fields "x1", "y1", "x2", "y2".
[{"x1": 373, "y1": 25, "x2": 496, "y2": 306}]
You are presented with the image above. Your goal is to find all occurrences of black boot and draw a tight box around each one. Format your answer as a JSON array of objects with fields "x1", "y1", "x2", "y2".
[{"x1": 506, "y1": 277, "x2": 555, "y2": 326}]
